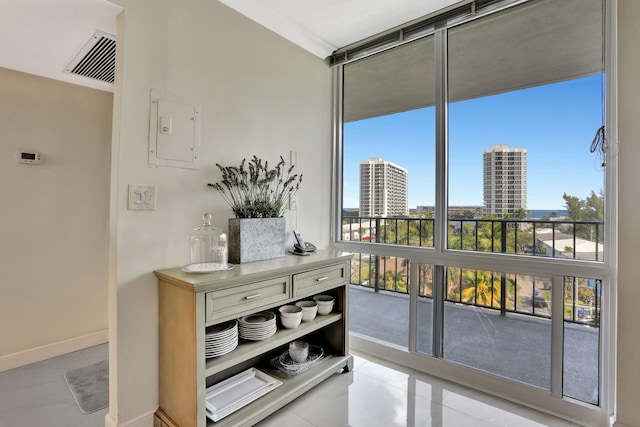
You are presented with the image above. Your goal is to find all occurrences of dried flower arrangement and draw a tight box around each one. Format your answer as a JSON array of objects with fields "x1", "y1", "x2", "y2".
[{"x1": 208, "y1": 155, "x2": 303, "y2": 219}]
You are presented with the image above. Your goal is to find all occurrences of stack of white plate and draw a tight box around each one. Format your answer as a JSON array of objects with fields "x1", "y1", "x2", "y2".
[
  {"x1": 205, "y1": 320, "x2": 238, "y2": 358},
  {"x1": 238, "y1": 311, "x2": 277, "y2": 341}
]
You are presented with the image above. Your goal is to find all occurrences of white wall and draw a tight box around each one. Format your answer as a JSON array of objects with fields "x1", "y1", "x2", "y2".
[
  {"x1": 615, "y1": 2, "x2": 640, "y2": 426},
  {"x1": 107, "y1": 0, "x2": 640, "y2": 425},
  {"x1": 0, "y1": 68, "x2": 111, "y2": 368},
  {"x1": 108, "y1": 0, "x2": 333, "y2": 423}
]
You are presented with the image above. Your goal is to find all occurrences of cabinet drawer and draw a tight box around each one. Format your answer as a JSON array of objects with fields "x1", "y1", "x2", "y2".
[
  {"x1": 206, "y1": 276, "x2": 290, "y2": 322},
  {"x1": 293, "y1": 263, "x2": 347, "y2": 297}
]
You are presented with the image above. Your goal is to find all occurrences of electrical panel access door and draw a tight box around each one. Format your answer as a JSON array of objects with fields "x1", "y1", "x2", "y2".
[{"x1": 149, "y1": 89, "x2": 201, "y2": 169}]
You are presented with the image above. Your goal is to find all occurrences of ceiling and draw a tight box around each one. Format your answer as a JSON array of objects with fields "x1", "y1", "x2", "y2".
[
  {"x1": 0, "y1": 0, "x2": 464, "y2": 92},
  {"x1": 0, "y1": 0, "x2": 122, "y2": 92}
]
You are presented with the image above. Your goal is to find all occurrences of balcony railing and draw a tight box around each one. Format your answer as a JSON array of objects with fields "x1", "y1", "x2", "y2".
[
  {"x1": 342, "y1": 216, "x2": 604, "y2": 261},
  {"x1": 343, "y1": 216, "x2": 603, "y2": 327}
]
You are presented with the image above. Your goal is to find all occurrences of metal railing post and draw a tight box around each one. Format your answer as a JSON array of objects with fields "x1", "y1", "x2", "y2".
[
  {"x1": 374, "y1": 218, "x2": 381, "y2": 293},
  {"x1": 500, "y1": 221, "x2": 507, "y2": 316}
]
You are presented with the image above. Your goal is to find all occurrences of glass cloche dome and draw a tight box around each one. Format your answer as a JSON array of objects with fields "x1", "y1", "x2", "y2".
[{"x1": 183, "y1": 213, "x2": 231, "y2": 273}]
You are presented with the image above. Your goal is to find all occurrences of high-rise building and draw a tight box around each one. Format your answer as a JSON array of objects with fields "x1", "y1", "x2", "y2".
[
  {"x1": 483, "y1": 145, "x2": 527, "y2": 216},
  {"x1": 359, "y1": 158, "x2": 408, "y2": 217}
]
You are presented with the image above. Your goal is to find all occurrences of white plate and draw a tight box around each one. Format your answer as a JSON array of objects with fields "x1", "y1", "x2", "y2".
[
  {"x1": 206, "y1": 336, "x2": 238, "y2": 347},
  {"x1": 239, "y1": 331, "x2": 275, "y2": 338},
  {"x1": 205, "y1": 338, "x2": 237, "y2": 349},
  {"x1": 206, "y1": 329, "x2": 238, "y2": 339},
  {"x1": 206, "y1": 329, "x2": 237, "y2": 338},
  {"x1": 238, "y1": 322, "x2": 277, "y2": 334},
  {"x1": 239, "y1": 329, "x2": 275, "y2": 337},
  {"x1": 181, "y1": 263, "x2": 234, "y2": 273},
  {"x1": 205, "y1": 368, "x2": 282, "y2": 421},
  {"x1": 207, "y1": 320, "x2": 237, "y2": 334},
  {"x1": 205, "y1": 343, "x2": 237, "y2": 358},
  {"x1": 238, "y1": 312, "x2": 275, "y2": 325}
]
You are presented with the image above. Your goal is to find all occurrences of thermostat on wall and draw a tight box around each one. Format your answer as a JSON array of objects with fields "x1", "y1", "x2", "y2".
[{"x1": 16, "y1": 151, "x2": 43, "y2": 164}]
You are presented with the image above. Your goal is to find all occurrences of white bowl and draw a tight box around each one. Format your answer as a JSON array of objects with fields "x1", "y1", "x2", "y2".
[
  {"x1": 295, "y1": 300, "x2": 318, "y2": 322},
  {"x1": 316, "y1": 302, "x2": 334, "y2": 315},
  {"x1": 313, "y1": 295, "x2": 335, "y2": 305},
  {"x1": 280, "y1": 315, "x2": 302, "y2": 329},
  {"x1": 279, "y1": 305, "x2": 303, "y2": 318}
]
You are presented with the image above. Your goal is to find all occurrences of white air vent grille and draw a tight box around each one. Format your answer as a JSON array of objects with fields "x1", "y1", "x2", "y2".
[{"x1": 65, "y1": 31, "x2": 116, "y2": 84}]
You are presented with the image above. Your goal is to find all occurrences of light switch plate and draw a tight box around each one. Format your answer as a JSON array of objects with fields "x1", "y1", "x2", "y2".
[{"x1": 128, "y1": 185, "x2": 157, "y2": 210}]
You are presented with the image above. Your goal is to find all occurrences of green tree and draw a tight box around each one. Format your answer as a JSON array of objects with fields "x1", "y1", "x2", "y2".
[
  {"x1": 513, "y1": 208, "x2": 529, "y2": 220},
  {"x1": 563, "y1": 190, "x2": 603, "y2": 221},
  {"x1": 461, "y1": 270, "x2": 502, "y2": 308},
  {"x1": 562, "y1": 190, "x2": 604, "y2": 242},
  {"x1": 563, "y1": 193, "x2": 583, "y2": 220},
  {"x1": 384, "y1": 270, "x2": 407, "y2": 292}
]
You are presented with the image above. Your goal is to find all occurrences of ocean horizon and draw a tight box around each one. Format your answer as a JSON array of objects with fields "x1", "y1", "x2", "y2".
[
  {"x1": 345, "y1": 207, "x2": 568, "y2": 219},
  {"x1": 528, "y1": 209, "x2": 568, "y2": 218}
]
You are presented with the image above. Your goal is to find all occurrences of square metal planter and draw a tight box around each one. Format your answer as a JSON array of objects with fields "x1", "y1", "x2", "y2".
[{"x1": 228, "y1": 217, "x2": 286, "y2": 264}]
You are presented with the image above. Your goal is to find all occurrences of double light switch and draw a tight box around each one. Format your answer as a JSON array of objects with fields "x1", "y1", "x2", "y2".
[{"x1": 128, "y1": 185, "x2": 156, "y2": 210}]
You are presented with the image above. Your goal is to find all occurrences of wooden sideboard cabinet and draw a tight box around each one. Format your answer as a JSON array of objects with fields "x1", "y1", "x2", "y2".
[{"x1": 154, "y1": 250, "x2": 353, "y2": 427}]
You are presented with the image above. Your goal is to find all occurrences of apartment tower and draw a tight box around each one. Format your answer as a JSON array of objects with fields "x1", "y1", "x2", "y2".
[
  {"x1": 359, "y1": 158, "x2": 409, "y2": 217},
  {"x1": 483, "y1": 145, "x2": 527, "y2": 216}
]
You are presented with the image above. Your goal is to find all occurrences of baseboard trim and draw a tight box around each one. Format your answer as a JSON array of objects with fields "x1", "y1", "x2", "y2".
[
  {"x1": 105, "y1": 409, "x2": 156, "y2": 427},
  {"x1": 105, "y1": 412, "x2": 118, "y2": 427},
  {"x1": 0, "y1": 329, "x2": 108, "y2": 372}
]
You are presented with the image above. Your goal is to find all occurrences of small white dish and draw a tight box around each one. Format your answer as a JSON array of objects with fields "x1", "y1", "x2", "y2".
[
  {"x1": 316, "y1": 302, "x2": 334, "y2": 315},
  {"x1": 313, "y1": 295, "x2": 335, "y2": 314},
  {"x1": 280, "y1": 315, "x2": 301, "y2": 329},
  {"x1": 313, "y1": 295, "x2": 334, "y2": 305},
  {"x1": 295, "y1": 300, "x2": 318, "y2": 322},
  {"x1": 278, "y1": 305, "x2": 303, "y2": 318}
]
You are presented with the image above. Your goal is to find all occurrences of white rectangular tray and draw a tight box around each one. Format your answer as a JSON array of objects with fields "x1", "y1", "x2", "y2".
[{"x1": 205, "y1": 368, "x2": 282, "y2": 422}]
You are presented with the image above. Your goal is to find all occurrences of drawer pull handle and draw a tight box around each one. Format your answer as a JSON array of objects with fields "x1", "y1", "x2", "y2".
[
  {"x1": 245, "y1": 293, "x2": 262, "y2": 300},
  {"x1": 316, "y1": 276, "x2": 329, "y2": 282}
]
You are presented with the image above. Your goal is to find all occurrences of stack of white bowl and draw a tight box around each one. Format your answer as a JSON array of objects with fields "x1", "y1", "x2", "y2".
[
  {"x1": 238, "y1": 311, "x2": 277, "y2": 340},
  {"x1": 294, "y1": 300, "x2": 318, "y2": 322},
  {"x1": 278, "y1": 305, "x2": 303, "y2": 329},
  {"x1": 313, "y1": 295, "x2": 335, "y2": 315}
]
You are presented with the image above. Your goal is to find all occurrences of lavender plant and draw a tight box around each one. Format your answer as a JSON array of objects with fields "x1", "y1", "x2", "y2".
[{"x1": 208, "y1": 155, "x2": 303, "y2": 218}]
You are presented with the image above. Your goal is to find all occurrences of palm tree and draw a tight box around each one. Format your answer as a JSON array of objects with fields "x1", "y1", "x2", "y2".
[
  {"x1": 460, "y1": 270, "x2": 520, "y2": 311},
  {"x1": 461, "y1": 270, "x2": 499, "y2": 307}
]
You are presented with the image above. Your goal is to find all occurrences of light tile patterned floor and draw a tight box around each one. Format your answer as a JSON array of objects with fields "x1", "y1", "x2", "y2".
[
  {"x1": 257, "y1": 350, "x2": 583, "y2": 427},
  {"x1": 0, "y1": 344, "x2": 580, "y2": 427},
  {"x1": 0, "y1": 344, "x2": 108, "y2": 427}
]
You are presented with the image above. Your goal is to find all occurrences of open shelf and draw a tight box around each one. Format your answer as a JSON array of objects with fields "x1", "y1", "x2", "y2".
[
  {"x1": 205, "y1": 312, "x2": 342, "y2": 375},
  {"x1": 205, "y1": 354, "x2": 352, "y2": 426}
]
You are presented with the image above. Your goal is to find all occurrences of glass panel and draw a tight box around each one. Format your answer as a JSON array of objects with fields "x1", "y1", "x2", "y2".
[
  {"x1": 443, "y1": 267, "x2": 552, "y2": 390},
  {"x1": 349, "y1": 252, "x2": 410, "y2": 349},
  {"x1": 416, "y1": 264, "x2": 434, "y2": 356},
  {"x1": 342, "y1": 36, "x2": 435, "y2": 246},
  {"x1": 563, "y1": 276, "x2": 600, "y2": 404},
  {"x1": 447, "y1": 0, "x2": 605, "y2": 261}
]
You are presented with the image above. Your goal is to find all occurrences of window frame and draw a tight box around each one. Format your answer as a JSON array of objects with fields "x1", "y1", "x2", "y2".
[{"x1": 331, "y1": 0, "x2": 617, "y2": 424}]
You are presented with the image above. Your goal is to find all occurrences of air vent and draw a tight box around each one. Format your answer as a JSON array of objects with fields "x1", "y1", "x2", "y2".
[{"x1": 65, "y1": 31, "x2": 115, "y2": 84}]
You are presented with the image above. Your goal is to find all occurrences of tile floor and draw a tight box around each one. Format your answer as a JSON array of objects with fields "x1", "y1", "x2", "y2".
[
  {"x1": 0, "y1": 344, "x2": 108, "y2": 427},
  {"x1": 0, "y1": 344, "x2": 581, "y2": 427},
  {"x1": 257, "y1": 350, "x2": 583, "y2": 427}
]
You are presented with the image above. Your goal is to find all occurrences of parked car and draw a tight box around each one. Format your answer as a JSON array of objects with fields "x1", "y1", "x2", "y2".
[{"x1": 534, "y1": 295, "x2": 547, "y2": 308}]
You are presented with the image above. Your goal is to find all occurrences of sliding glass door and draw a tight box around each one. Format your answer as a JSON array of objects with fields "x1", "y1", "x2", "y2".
[{"x1": 336, "y1": 0, "x2": 608, "y2": 422}]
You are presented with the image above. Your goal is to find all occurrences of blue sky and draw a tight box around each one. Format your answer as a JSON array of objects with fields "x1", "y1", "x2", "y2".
[{"x1": 343, "y1": 75, "x2": 605, "y2": 211}]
